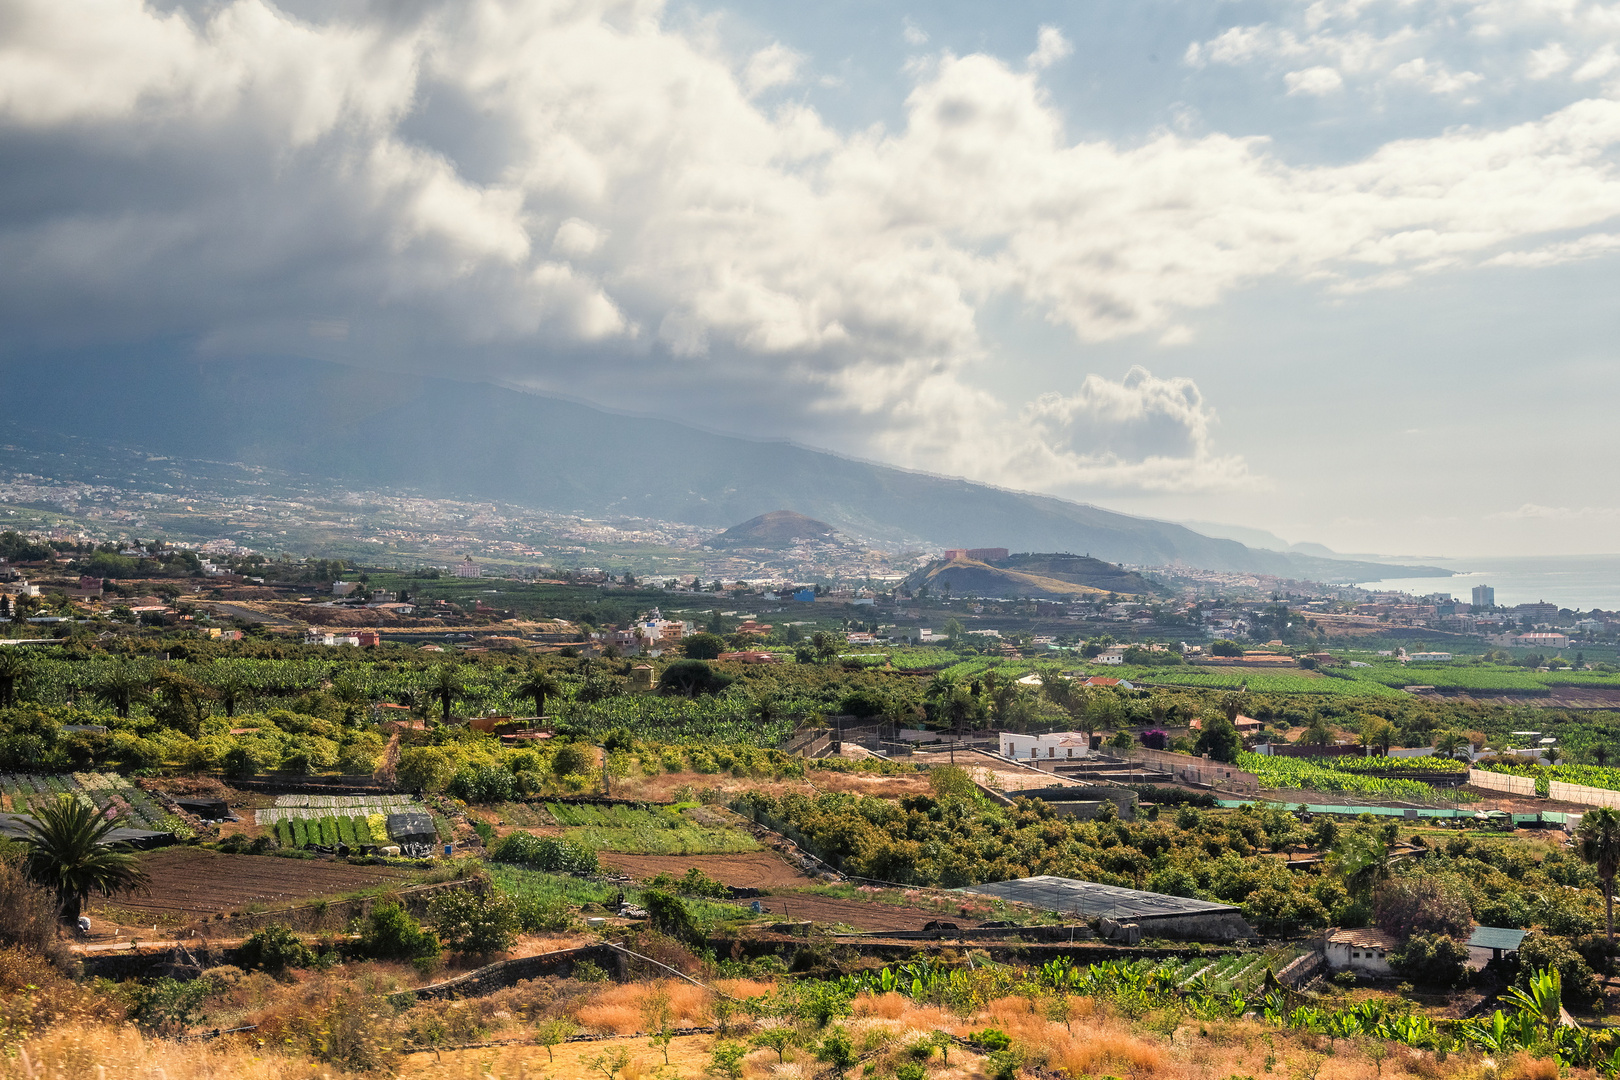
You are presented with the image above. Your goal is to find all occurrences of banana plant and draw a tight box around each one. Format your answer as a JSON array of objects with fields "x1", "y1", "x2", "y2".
[{"x1": 1502, "y1": 968, "x2": 1563, "y2": 1031}]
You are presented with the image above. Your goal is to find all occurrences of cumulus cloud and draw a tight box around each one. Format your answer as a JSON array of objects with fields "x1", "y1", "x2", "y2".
[
  {"x1": 4, "y1": 1, "x2": 1620, "y2": 499},
  {"x1": 1285, "y1": 66, "x2": 1344, "y2": 95},
  {"x1": 743, "y1": 42, "x2": 804, "y2": 95},
  {"x1": 1027, "y1": 26, "x2": 1072, "y2": 70},
  {"x1": 1186, "y1": 0, "x2": 1620, "y2": 101},
  {"x1": 1011, "y1": 368, "x2": 1256, "y2": 493}
]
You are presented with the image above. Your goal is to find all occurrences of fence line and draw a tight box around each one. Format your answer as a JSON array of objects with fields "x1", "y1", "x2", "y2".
[
  {"x1": 1548, "y1": 780, "x2": 1620, "y2": 809},
  {"x1": 1468, "y1": 770, "x2": 1536, "y2": 796}
]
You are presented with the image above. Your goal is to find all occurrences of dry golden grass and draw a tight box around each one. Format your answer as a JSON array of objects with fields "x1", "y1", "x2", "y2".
[
  {"x1": 573, "y1": 978, "x2": 713, "y2": 1034},
  {"x1": 0, "y1": 1025, "x2": 321, "y2": 1080}
]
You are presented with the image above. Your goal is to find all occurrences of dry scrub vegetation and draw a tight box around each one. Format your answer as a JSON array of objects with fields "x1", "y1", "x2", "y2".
[{"x1": 0, "y1": 966, "x2": 1578, "y2": 1080}]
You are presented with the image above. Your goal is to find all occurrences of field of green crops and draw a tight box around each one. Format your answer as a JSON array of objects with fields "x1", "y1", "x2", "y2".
[
  {"x1": 1146, "y1": 946, "x2": 1303, "y2": 994},
  {"x1": 1237, "y1": 752, "x2": 1452, "y2": 803},
  {"x1": 271, "y1": 813, "x2": 394, "y2": 848},
  {"x1": 0, "y1": 770, "x2": 170, "y2": 829},
  {"x1": 1479, "y1": 761, "x2": 1620, "y2": 793},
  {"x1": 1325, "y1": 755, "x2": 1468, "y2": 774},
  {"x1": 488, "y1": 800, "x2": 760, "y2": 855}
]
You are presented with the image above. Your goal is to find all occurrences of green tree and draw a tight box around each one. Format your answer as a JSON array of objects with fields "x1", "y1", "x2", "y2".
[
  {"x1": 396, "y1": 746, "x2": 456, "y2": 792},
  {"x1": 425, "y1": 663, "x2": 462, "y2": 722},
  {"x1": 1328, "y1": 828, "x2": 1393, "y2": 901},
  {"x1": 1389, "y1": 932, "x2": 1469, "y2": 988},
  {"x1": 1359, "y1": 716, "x2": 1396, "y2": 756},
  {"x1": 514, "y1": 666, "x2": 562, "y2": 717},
  {"x1": 18, "y1": 794, "x2": 150, "y2": 922},
  {"x1": 427, "y1": 890, "x2": 520, "y2": 956},
  {"x1": 681, "y1": 633, "x2": 726, "y2": 660},
  {"x1": 812, "y1": 631, "x2": 839, "y2": 662},
  {"x1": 1577, "y1": 806, "x2": 1620, "y2": 959},
  {"x1": 237, "y1": 922, "x2": 316, "y2": 975},
  {"x1": 0, "y1": 648, "x2": 30, "y2": 708},
  {"x1": 92, "y1": 661, "x2": 149, "y2": 719},
  {"x1": 1194, "y1": 715, "x2": 1242, "y2": 763},
  {"x1": 357, "y1": 900, "x2": 441, "y2": 962}
]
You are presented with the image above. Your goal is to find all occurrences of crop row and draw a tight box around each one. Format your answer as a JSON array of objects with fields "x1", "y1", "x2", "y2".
[
  {"x1": 273, "y1": 793, "x2": 417, "y2": 809},
  {"x1": 257, "y1": 804, "x2": 412, "y2": 824},
  {"x1": 1237, "y1": 752, "x2": 1449, "y2": 803},
  {"x1": 1324, "y1": 755, "x2": 1468, "y2": 774},
  {"x1": 0, "y1": 771, "x2": 168, "y2": 828},
  {"x1": 545, "y1": 802, "x2": 683, "y2": 829},
  {"x1": 1479, "y1": 761, "x2": 1620, "y2": 794},
  {"x1": 271, "y1": 813, "x2": 394, "y2": 847}
]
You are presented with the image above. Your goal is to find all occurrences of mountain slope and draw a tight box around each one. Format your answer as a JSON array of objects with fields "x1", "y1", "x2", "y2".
[
  {"x1": 904, "y1": 553, "x2": 1162, "y2": 600},
  {"x1": 709, "y1": 511, "x2": 840, "y2": 548},
  {"x1": 0, "y1": 353, "x2": 1445, "y2": 580}
]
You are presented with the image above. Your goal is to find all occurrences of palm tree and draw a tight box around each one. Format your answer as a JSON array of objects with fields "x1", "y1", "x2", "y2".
[
  {"x1": 0, "y1": 647, "x2": 30, "y2": 708},
  {"x1": 1593, "y1": 745, "x2": 1612, "y2": 768},
  {"x1": 426, "y1": 663, "x2": 461, "y2": 723},
  {"x1": 1577, "y1": 806, "x2": 1620, "y2": 962},
  {"x1": 19, "y1": 795, "x2": 150, "y2": 923},
  {"x1": 515, "y1": 667, "x2": 562, "y2": 718},
  {"x1": 210, "y1": 666, "x2": 249, "y2": 718},
  {"x1": 92, "y1": 661, "x2": 149, "y2": 719}
]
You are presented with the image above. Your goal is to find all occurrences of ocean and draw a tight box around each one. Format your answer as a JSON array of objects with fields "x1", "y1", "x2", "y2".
[{"x1": 1356, "y1": 554, "x2": 1620, "y2": 612}]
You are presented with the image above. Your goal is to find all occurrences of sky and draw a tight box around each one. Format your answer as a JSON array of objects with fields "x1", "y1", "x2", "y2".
[{"x1": 3, "y1": 0, "x2": 1620, "y2": 558}]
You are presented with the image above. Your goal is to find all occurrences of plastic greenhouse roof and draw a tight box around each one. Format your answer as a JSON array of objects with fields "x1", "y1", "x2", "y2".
[{"x1": 957, "y1": 875, "x2": 1238, "y2": 920}]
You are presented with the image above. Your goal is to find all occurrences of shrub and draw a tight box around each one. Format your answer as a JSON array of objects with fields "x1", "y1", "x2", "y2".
[
  {"x1": 1516, "y1": 933, "x2": 1602, "y2": 1003},
  {"x1": 449, "y1": 764, "x2": 518, "y2": 803},
  {"x1": 551, "y1": 742, "x2": 594, "y2": 778},
  {"x1": 1390, "y1": 932, "x2": 1469, "y2": 988},
  {"x1": 515, "y1": 894, "x2": 575, "y2": 932},
  {"x1": 357, "y1": 901, "x2": 440, "y2": 962},
  {"x1": 490, "y1": 832, "x2": 599, "y2": 874},
  {"x1": 237, "y1": 923, "x2": 315, "y2": 975},
  {"x1": 641, "y1": 889, "x2": 699, "y2": 945},
  {"x1": 121, "y1": 976, "x2": 209, "y2": 1035},
  {"x1": 1373, "y1": 873, "x2": 1473, "y2": 940},
  {"x1": 972, "y1": 1027, "x2": 1013, "y2": 1051},
  {"x1": 428, "y1": 890, "x2": 520, "y2": 955}
]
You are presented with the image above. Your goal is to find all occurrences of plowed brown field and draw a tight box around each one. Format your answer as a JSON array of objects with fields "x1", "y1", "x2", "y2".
[
  {"x1": 596, "y1": 850, "x2": 815, "y2": 887},
  {"x1": 93, "y1": 848, "x2": 420, "y2": 922}
]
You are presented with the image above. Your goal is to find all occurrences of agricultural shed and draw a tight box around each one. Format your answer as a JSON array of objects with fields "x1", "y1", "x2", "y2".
[
  {"x1": 959, "y1": 875, "x2": 1256, "y2": 941},
  {"x1": 385, "y1": 812, "x2": 437, "y2": 843},
  {"x1": 1466, "y1": 926, "x2": 1527, "y2": 962},
  {"x1": 1326, "y1": 928, "x2": 1401, "y2": 976},
  {"x1": 0, "y1": 813, "x2": 173, "y2": 849},
  {"x1": 173, "y1": 797, "x2": 229, "y2": 819}
]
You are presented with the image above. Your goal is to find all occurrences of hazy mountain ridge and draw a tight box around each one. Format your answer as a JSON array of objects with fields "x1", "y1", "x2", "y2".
[
  {"x1": 0, "y1": 354, "x2": 1447, "y2": 581},
  {"x1": 903, "y1": 552, "x2": 1163, "y2": 600}
]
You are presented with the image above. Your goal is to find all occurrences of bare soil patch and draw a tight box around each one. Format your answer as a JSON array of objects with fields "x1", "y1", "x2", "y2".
[
  {"x1": 89, "y1": 848, "x2": 420, "y2": 925},
  {"x1": 596, "y1": 850, "x2": 816, "y2": 888},
  {"x1": 755, "y1": 891, "x2": 984, "y2": 931}
]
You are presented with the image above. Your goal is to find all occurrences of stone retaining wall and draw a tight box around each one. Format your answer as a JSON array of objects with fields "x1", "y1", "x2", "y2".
[{"x1": 410, "y1": 944, "x2": 624, "y2": 1000}]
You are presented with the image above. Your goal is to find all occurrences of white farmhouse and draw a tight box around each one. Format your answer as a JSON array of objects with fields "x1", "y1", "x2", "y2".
[{"x1": 1000, "y1": 731, "x2": 1092, "y2": 762}]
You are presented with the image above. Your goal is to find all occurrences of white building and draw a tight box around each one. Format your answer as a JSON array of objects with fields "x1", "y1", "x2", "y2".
[
  {"x1": 1515, "y1": 632, "x2": 1570, "y2": 649},
  {"x1": 1407, "y1": 652, "x2": 1452, "y2": 662},
  {"x1": 1095, "y1": 649, "x2": 1125, "y2": 665},
  {"x1": 452, "y1": 557, "x2": 481, "y2": 579},
  {"x1": 1000, "y1": 731, "x2": 1092, "y2": 762},
  {"x1": 1326, "y1": 928, "x2": 1400, "y2": 976}
]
